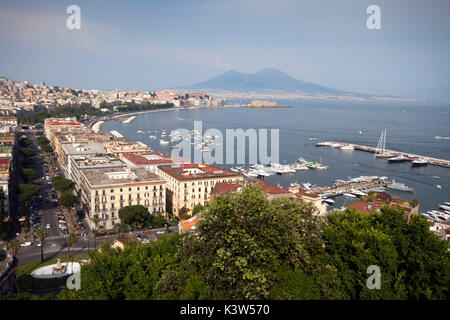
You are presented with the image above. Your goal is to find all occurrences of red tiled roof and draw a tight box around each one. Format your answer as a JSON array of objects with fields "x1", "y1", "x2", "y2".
[
  {"x1": 296, "y1": 188, "x2": 320, "y2": 199},
  {"x1": 348, "y1": 201, "x2": 382, "y2": 214},
  {"x1": 211, "y1": 180, "x2": 290, "y2": 196},
  {"x1": 46, "y1": 121, "x2": 82, "y2": 126},
  {"x1": 0, "y1": 158, "x2": 11, "y2": 166},
  {"x1": 180, "y1": 215, "x2": 202, "y2": 231},
  {"x1": 158, "y1": 164, "x2": 242, "y2": 181}
]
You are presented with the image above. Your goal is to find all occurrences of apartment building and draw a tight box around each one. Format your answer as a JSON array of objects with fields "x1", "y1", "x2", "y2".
[
  {"x1": 156, "y1": 163, "x2": 243, "y2": 215},
  {"x1": 103, "y1": 140, "x2": 151, "y2": 155},
  {"x1": 67, "y1": 155, "x2": 126, "y2": 194},
  {"x1": 44, "y1": 117, "x2": 85, "y2": 147},
  {"x1": 52, "y1": 131, "x2": 114, "y2": 161},
  {"x1": 79, "y1": 167, "x2": 166, "y2": 230},
  {"x1": 58, "y1": 142, "x2": 106, "y2": 177}
]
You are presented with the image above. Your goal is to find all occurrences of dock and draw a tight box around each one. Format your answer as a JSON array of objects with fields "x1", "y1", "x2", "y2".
[
  {"x1": 315, "y1": 179, "x2": 388, "y2": 198},
  {"x1": 317, "y1": 141, "x2": 450, "y2": 169}
]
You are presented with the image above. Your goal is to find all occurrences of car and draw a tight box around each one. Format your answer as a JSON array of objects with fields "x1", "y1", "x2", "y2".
[
  {"x1": 36, "y1": 242, "x2": 42, "y2": 247},
  {"x1": 46, "y1": 224, "x2": 51, "y2": 229},
  {"x1": 20, "y1": 241, "x2": 33, "y2": 247},
  {"x1": 156, "y1": 231, "x2": 165, "y2": 235}
]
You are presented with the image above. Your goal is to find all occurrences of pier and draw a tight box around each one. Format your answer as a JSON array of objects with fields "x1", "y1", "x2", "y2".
[
  {"x1": 317, "y1": 142, "x2": 450, "y2": 169},
  {"x1": 315, "y1": 179, "x2": 388, "y2": 198}
]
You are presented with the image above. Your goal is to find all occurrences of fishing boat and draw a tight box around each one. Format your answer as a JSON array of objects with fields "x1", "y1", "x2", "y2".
[
  {"x1": 374, "y1": 128, "x2": 393, "y2": 158},
  {"x1": 411, "y1": 158, "x2": 428, "y2": 167},
  {"x1": 387, "y1": 179, "x2": 413, "y2": 192}
]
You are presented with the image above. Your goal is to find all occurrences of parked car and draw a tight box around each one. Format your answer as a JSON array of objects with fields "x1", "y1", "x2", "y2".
[
  {"x1": 156, "y1": 231, "x2": 165, "y2": 235},
  {"x1": 20, "y1": 242, "x2": 33, "y2": 247},
  {"x1": 46, "y1": 224, "x2": 51, "y2": 229}
]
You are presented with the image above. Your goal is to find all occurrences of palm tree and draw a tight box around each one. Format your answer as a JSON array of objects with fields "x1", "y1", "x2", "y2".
[
  {"x1": 92, "y1": 214, "x2": 100, "y2": 250},
  {"x1": 35, "y1": 226, "x2": 47, "y2": 262},
  {"x1": 67, "y1": 232, "x2": 78, "y2": 273},
  {"x1": 8, "y1": 238, "x2": 21, "y2": 256}
]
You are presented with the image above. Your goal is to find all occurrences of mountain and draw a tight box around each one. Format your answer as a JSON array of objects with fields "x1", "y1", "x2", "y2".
[{"x1": 184, "y1": 68, "x2": 351, "y2": 95}]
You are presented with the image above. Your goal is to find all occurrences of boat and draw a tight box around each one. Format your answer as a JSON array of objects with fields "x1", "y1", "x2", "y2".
[
  {"x1": 340, "y1": 144, "x2": 355, "y2": 151},
  {"x1": 445, "y1": 202, "x2": 450, "y2": 206},
  {"x1": 411, "y1": 158, "x2": 428, "y2": 167},
  {"x1": 436, "y1": 185, "x2": 441, "y2": 189},
  {"x1": 159, "y1": 140, "x2": 169, "y2": 145},
  {"x1": 387, "y1": 155, "x2": 408, "y2": 163},
  {"x1": 343, "y1": 193, "x2": 357, "y2": 198},
  {"x1": 439, "y1": 204, "x2": 450, "y2": 211},
  {"x1": 374, "y1": 128, "x2": 393, "y2": 158},
  {"x1": 350, "y1": 189, "x2": 366, "y2": 197},
  {"x1": 387, "y1": 179, "x2": 413, "y2": 192},
  {"x1": 323, "y1": 199, "x2": 335, "y2": 205},
  {"x1": 433, "y1": 176, "x2": 440, "y2": 179}
]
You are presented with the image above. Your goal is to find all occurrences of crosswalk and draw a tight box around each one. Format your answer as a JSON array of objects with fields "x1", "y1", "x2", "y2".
[{"x1": 46, "y1": 235, "x2": 68, "y2": 240}]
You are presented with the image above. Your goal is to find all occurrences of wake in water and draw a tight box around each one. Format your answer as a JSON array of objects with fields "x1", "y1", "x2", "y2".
[{"x1": 435, "y1": 136, "x2": 450, "y2": 140}]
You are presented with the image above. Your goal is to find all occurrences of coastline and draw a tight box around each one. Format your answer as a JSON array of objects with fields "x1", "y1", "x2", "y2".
[{"x1": 88, "y1": 104, "x2": 243, "y2": 131}]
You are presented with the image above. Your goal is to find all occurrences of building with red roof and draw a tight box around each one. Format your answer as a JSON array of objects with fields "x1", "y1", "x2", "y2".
[
  {"x1": 210, "y1": 179, "x2": 291, "y2": 200},
  {"x1": 121, "y1": 152, "x2": 190, "y2": 173}
]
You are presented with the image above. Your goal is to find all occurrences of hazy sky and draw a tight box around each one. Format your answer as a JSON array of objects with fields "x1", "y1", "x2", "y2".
[{"x1": 0, "y1": 0, "x2": 449, "y2": 96}]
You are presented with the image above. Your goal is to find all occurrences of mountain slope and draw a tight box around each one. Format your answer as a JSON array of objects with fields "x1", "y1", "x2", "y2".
[{"x1": 185, "y1": 68, "x2": 350, "y2": 95}]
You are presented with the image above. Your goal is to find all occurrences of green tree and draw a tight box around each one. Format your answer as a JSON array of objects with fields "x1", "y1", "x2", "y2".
[
  {"x1": 35, "y1": 226, "x2": 48, "y2": 262},
  {"x1": 67, "y1": 232, "x2": 78, "y2": 258},
  {"x1": 22, "y1": 168, "x2": 37, "y2": 182},
  {"x1": 41, "y1": 144, "x2": 53, "y2": 153},
  {"x1": 21, "y1": 147, "x2": 35, "y2": 157},
  {"x1": 0, "y1": 220, "x2": 9, "y2": 240},
  {"x1": 59, "y1": 193, "x2": 77, "y2": 210},
  {"x1": 92, "y1": 214, "x2": 100, "y2": 250},
  {"x1": 118, "y1": 205, "x2": 150, "y2": 228},
  {"x1": 192, "y1": 204, "x2": 204, "y2": 215},
  {"x1": 151, "y1": 214, "x2": 167, "y2": 227},
  {"x1": 37, "y1": 136, "x2": 50, "y2": 146},
  {"x1": 8, "y1": 238, "x2": 21, "y2": 256},
  {"x1": 52, "y1": 176, "x2": 75, "y2": 193},
  {"x1": 18, "y1": 184, "x2": 40, "y2": 209},
  {"x1": 179, "y1": 184, "x2": 327, "y2": 299}
]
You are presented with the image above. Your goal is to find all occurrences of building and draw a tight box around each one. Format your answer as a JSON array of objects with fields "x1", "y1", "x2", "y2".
[
  {"x1": 79, "y1": 167, "x2": 166, "y2": 230},
  {"x1": 178, "y1": 215, "x2": 202, "y2": 233},
  {"x1": 44, "y1": 117, "x2": 84, "y2": 147},
  {"x1": 289, "y1": 186, "x2": 328, "y2": 215},
  {"x1": 103, "y1": 140, "x2": 151, "y2": 155},
  {"x1": 0, "y1": 159, "x2": 11, "y2": 216},
  {"x1": 67, "y1": 155, "x2": 127, "y2": 194},
  {"x1": 210, "y1": 179, "x2": 292, "y2": 200},
  {"x1": 156, "y1": 163, "x2": 243, "y2": 215},
  {"x1": 121, "y1": 152, "x2": 190, "y2": 173},
  {"x1": 58, "y1": 142, "x2": 106, "y2": 177}
]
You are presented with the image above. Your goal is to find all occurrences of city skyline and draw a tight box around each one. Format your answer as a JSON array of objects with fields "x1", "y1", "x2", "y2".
[{"x1": 1, "y1": 0, "x2": 450, "y2": 98}]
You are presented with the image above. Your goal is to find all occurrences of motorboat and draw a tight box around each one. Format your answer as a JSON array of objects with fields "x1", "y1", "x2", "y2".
[
  {"x1": 343, "y1": 193, "x2": 357, "y2": 198},
  {"x1": 387, "y1": 155, "x2": 408, "y2": 163},
  {"x1": 340, "y1": 144, "x2": 354, "y2": 151},
  {"x1": 439, "y1": 204, "x2": 450, "y2": 211},
  {"x1": 411, "y1": 158, "x2": 428, "y2": 167},
  {"x1": 159, "y1": 139, "x2": 169, "y2": 145}
]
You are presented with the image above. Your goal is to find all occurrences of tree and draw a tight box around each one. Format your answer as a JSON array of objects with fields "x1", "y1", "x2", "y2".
[
  {"x1": 52, "y1": 176, "x2": 75, "y2": 193},
  {"x1": 192, "y1": 204, "x2": 204, "y2": 215},
  {"x1": 92, "y1": 214, "x2": 100, "y2": 250},
  {"x1": 151, "y1": 214, "x2": 167, "y2": 227},
  {"x1": 0, "y1": 220, "x2": 9, "y2": 241},
  {"x1": 59, "y1": 193, "x2": 77, "y2": 210},
  {"x1": 58, "y1": 232, "x2": 181, "y2": 300},
  {"x1": 21, "y1": 147, "x2": 35, "y2": 157},
  {"x1": 22, "y1": 168, "x2": 36, "y2": 182},
  {"x1": 37, "y1": 136, "x2": 50, "y2": 146},
  {"x1": 19, "y1": 184, "x2": 40, "y2": 209},
  {"x1": 179, "y1": 184, "x2": 327, "y2": 299},
  {"x1": 118, "y1": 205, "x2": 150, "y2": 228},
  {"x1": 67, "y1": 232, "x2": 78, "y2": 258},
  {"x1": 41, "y1": 144, "x2": 53, "y2": 153},
  {"x1": 35, "y1": 226, "x2": 48, "y2": 262},
  {"x1": 410, "y1": 198, "x2": 419, "y2": 208},
  {"x1": 8, "y1": 239, "x2": 21, "y2": 256}
]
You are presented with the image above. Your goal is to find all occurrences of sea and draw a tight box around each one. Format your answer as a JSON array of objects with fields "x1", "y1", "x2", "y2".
[{"x1": 101, "y1": 99, "x2": 450, "y2": 212}]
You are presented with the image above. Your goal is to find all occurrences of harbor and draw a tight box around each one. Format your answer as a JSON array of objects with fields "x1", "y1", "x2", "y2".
[{"x1": 316, "y1": 141, "x2": 450, "y2": 169}]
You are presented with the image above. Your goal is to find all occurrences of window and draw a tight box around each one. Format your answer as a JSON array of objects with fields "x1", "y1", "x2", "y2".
[{"x1": 111, "y1": 189, "x2": 114, "y2": 193}]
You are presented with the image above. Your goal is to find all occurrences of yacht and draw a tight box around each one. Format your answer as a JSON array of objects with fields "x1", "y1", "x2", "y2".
[
  {"x1": 323, "y1": 199, "x2": 335, "y2": 205},
  {"x1": 343, "y1": 193, "x2": 357, "y2": 198},
  {"x1": 387, "y1": 155, "x2": 408, "y2": 163},
  {"x1": 159, "y1": 139, "x2": 169, "y2": 145},
  {"x1": 411, "y1": 158, "x2": 428, "y2": 167},
  {"x1": 387, "y1": 179, "x2": 413, "y2": 192},
  {"x1": 439, "y1": 204, "x2": 450, "y2": 211},
  {"x1": 350, "y1": 189, "x2": 366, "y2": 197},
  {"x1": 445, "y1": 202, "x2": 450, "y2": 206},
  {"x1": 340, "y1": 144, "x2": 355, "y2": 151}
]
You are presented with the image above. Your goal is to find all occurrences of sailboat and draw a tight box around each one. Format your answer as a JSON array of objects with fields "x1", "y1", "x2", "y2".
[{"x1": 374, "y1": 128, "x2": 393, "y2": 158}]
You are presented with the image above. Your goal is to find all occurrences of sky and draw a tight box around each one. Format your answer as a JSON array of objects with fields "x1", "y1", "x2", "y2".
[{"x1": 0, "y1": 0, "x2": 449, "y2": 96}]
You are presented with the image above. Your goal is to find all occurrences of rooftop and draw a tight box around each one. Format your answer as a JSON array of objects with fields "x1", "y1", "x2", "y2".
[
  {"x1": 81, "y1": 167, "x2": 165, "y2": 187},
  {"x1": 210, "y1": 179, "x2": 291, "y2": 196},
  {"x1": 158, "y1": 163, "x2": 242, "y2": 181},
  {"x1": 122, "y1": 152, "x2": 190, "y2": 166},
  {"x1": 71, "y1": 155, "x2": 125, "y2": 169},
  {"x1": 62, "y1": 142, "x2": 106, "y2": 155}
]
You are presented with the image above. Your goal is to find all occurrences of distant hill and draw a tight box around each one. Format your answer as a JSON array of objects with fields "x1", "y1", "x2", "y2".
[{"x1": 184, "y1": 68, "x2": 355, "y2": 95}]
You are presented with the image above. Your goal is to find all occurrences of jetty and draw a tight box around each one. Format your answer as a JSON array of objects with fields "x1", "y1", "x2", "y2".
[
  {"x1": 122, "y1": 116, "x2": 136, "y2": 124},
  {"x1": 110, "y1": 130, "x2": 124, "y2": 139},
  {"x1": 317, "y1": 141, "x2": 450, "y2": 169}
]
